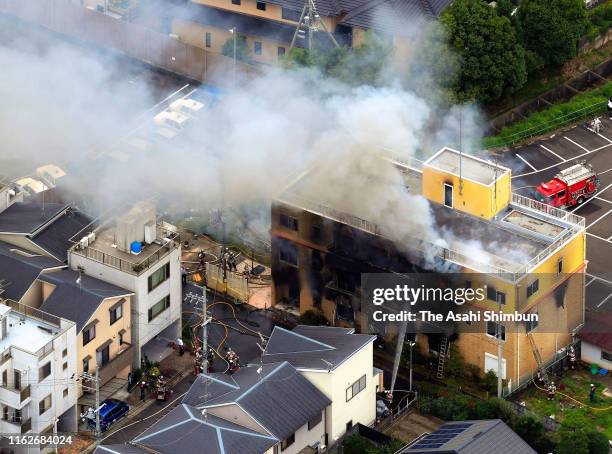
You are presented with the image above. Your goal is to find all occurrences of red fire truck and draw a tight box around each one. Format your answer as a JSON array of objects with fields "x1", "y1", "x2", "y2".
[{"x1": 535, "y1": 163, "x2": 599, "y2": 208}]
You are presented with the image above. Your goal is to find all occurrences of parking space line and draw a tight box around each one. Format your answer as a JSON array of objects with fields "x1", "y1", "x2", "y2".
[
  {"x1": 587, "y1": 273, "x2": 612, "y2": 287},
  {"x1": 598, "y1": 132, "x2": 612, "y2": 144},
  {"x1": 586, "y1": 208, "x2": 612, "y2": 228},
  {"x1": 516, "y1": 154, "x2": 538, "y2": 171},
  {"x1": 595, "y1": 196, "x2": 612, "y2": 204},
  {"x1": 587, "y1": 232, "x2": 612, "y2": 243},
  {"x1": 586, "y1": 276, "x2": 596, "y2": 287},
  {"x1": 564, "y1": 136, "x2": 589, "y2": 152},
  {"x1": 135, "y1": 83, "x2": 191, "y2": 120},
  {"x1": 571, "y1": 182, "x2": 612, "y2": 212},
  {"x1": 597, "y1": 292, "x2": 612, "y2": 308},
  {"x1": 539, "y1": 145, "x2": 565, "y2": 162}
]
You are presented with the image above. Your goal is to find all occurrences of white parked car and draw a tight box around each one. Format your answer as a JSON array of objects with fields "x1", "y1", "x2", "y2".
[
  {"x1": 153, "y1": 110, "x2": 191, "y2": 140},
  {"x1": 168, "y1": 98, "x2": 204, "y2": 118}
]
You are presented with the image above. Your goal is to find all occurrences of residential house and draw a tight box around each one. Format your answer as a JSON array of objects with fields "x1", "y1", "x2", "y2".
[
  {"x1": 262, "y1": 325, "x2": 379, "y2": 443},
  {"x1": 68, "y1": 202, "x2": 182, "y2": 367},
  {"x1": 270, "y1": 147, "x2": 586, "y2": 394},
  {"x1": 34, "y1": 270, "x2": 134, "y2": 414},
  {"x1": 577, "y1": 312, "x2": 612, "y2": 369},
  {"x1": 0, "y1": 181, "x2": 23, "y2": 213},
  {"x1": 0, "y1": 300, "x2": 78, "y2": 453},
  {"x1": 400, "y1": 419, "x2": 536, "y2": 453},
  {"x1": 108, "y1": 361, "x2": 331, "y2": 453}
]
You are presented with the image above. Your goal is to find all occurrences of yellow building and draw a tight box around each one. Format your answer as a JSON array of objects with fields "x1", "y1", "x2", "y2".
[
  {"x1": 271, "y1": 147, "x2": 586, "y2": 394},
  {"x1": 156, "y1": 0, "x2": 452, "y2": 66},
  {"x1": 33, "y1": 270, "x2": 134, "y2": 412}
]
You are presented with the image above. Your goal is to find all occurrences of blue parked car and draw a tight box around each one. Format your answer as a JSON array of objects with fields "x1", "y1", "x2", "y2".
[{"x1": 85, "y1": 399, "x2": 129, "y2": 432}]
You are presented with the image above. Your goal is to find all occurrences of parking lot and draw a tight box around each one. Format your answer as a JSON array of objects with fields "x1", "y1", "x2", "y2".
[{"x1": 493, "y1": 115, "x2": 612, "y2": 316}]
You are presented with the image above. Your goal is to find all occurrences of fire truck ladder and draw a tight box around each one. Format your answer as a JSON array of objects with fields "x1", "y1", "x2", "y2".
[
  {"x1": 528, "y1": 332, "x2": 550, "y2": 386},
  {"x1": 436, "y1": 335, "x2": 448, "y2": 379}
]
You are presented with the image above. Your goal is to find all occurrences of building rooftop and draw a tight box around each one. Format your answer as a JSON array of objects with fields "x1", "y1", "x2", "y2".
[
  {"x1": 262, "y1": 325, "x2": 375, "y2": 371},
  {"x1": 0, "y1": 302, "x2": 66, "y2": 357},
  {"x1": 94, "y1": 445, "x2": 151, "y2": 454},
  {"x1": 182, "y1": 362, "x2": 331, "y2": 440},
  {"x1": 0, "y1": 241, "x2": 64, "y2": 302},
  {"x1": 277, "y1": 154, "x2": 585, "y2": 279},
  {"x1": 401, "y1": 419, "x2": 536, "y2": 453},
  {"x1": 424, "y1": 147, "x2": 510, "y2": 186},
  {"x1": 133, "y1": 404, "x2": 278, "y2": 454},
  {"x1": 0, "y1": 202, "x2": 67, "y2": 234},
  {"x1": 577, "y1": 312, "x2": 612, "y2": 351},
  {"x1": 30, "y1": 209, "x2": 92, "y2": 261},
  {"x1": 39, "y1": 270, "x2": 132, "y2": 331}
]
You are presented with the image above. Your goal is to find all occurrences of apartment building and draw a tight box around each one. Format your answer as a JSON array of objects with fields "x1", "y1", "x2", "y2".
[
  {"x1": 33, "y1": 270, "x2": 134, "y2": 414},
  {"x1": 68, "y1": 202, "x2": 182, "y2": 367},
  {"x1": 0, "y1": 300, "x2": 78, "y2": 453},
  {"x1": 271, "y1": 147, "x2": 586, "y2": 393},
  {"x1": 262, "y1": 325, "x2": 379, "y2": 443}
]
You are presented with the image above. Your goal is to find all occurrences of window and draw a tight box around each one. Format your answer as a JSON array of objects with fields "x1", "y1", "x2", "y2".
[
  {"x1": 39, "y1": 362, "x2": 51, "y2": 382},
  {"x1": 278, "y1": 239, "x2": 298, "y2": 266},
  {"x1": 346, "y1": 375, "x2": 366, "y2": 401},
  {"x1": 602, "y1": 350, "x2": 612, "y2": 362},
  {"x1": 148, "y1": 295, "x2": 171, "y2": 322},
  {"x1": 308, "y1": 412, "x2": 322, "y2": 430},
  {"x1": 119, "y1": 331, "x2": 125, "y2": 346},
  {"x1": 256, "y1": 1, "x2": 266, "y2": 10},
  {"x1": 282, "y1": 7, "x2": 301, "y2": 21},
  {"x1": 336, "y1": 271, "x2": 355, "y2": 293},
  {"x1": 62, "y1": 362, "x2": 68, "y2": 371},
  {"x1": 557, "y1": 259, "x2": 563, "y2": 274},
  {"x1": 278, "y1": 46, "x2": 286, "y2": 57},
  {"x1": 281, "y1": 433, "x2": 294, "y2": 451},
  {"x1": 486, "y1": 286, "x2": 506, "y2": 305},
  {"x1": 526, "y1": 279, "x2": 540, "y2": 298},
  {"x1": 231, "y1": 0, "x2": 240, "y2": 4},
  {"x1": 1, "y1": 370, "x2": 6, "y2": 386},
  {"x1": 484, "y1": 353, "x2": 507, "y2": 379},
  {"x1": 83, "y1": 357, "x2": 90, "y2": 374},
  {"x1": 279, "y1": 213, "x2": 298, "y2": 231},
  {"x1": 97, "y1": 344, "x2": 110, "y2": 367},
  {"x1": 486, "y1": 321, "x2": 506, "y2": 341},
  {"x1": 254, "y1": 41, "x2": 262, "y2": 55},
  {"x1": 63, "y1": 388, "x2": 68, "y2": 398},
  {"x1": 312, "y1": 225, "x2": 321, "y2": 242},
  {"x1": 526, "y1": 314, "x2": 538, "y2": 333},
  {"x1": 110, "y1": 300, "x2": 124, "y2": 325},
  {"x1": 444, "y1": 183, "x2": 453, "y2": 207},
  {"x1": 62, "y1": 348, "x2": 67, "y2": 358},
  {"x1": 39, "y1": 394, "x2": 52, "y2": 415},
  {"x1": 148, "y1": 263, "x2": 170, "y2": 292},
  {"x1": 205, "y1": 32, "x2": 211, "y2": 48},
  {"x1": 83, "y1": 323, "x2": 96, "y2": 346}
]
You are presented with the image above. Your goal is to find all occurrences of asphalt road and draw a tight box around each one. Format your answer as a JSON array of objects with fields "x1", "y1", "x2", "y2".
[{"x1": 493, "y1": 115, "x2": 612, "y2": 317}]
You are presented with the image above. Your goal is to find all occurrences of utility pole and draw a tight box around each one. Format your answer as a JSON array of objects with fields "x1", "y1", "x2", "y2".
[
  {"x1": 497, "y1": 296, "x2": 503, "y2": 398},
  {"x1": 201, "y1": 284, "x2": 209, "y2": 373},
  {"x1": 80, "y1": 367, "x2": 102, "y2": 446},
  {"x1": 229, "y1": 27, "x2": 237, "y2": 87},
  {"x1": 408, "y1": 340, "x2": 415, "y2": 393}
]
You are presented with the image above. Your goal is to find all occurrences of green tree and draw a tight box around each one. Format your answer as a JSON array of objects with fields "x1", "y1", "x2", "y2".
[
  {"x1": 222, "y1": 33, "x2": 251, "y2": 62},
  {"x1": 436, "y1": 0, "x2": 527, "y2": 103},
  {"x1": 512, "y1": 414, "x2": 544, "y2": 449},
  {"x1": 496, "y1": 0, "x2": 513, "y2": 19},
  {"x1": 586, "y1": 430, "x2": 610, "y2": 454},
  {"x1": 517, "y1": 0, "x2": 589, "y2": 68},
  {"x1": 557, "y1": 427, "x2": 589, "y2": 454}
]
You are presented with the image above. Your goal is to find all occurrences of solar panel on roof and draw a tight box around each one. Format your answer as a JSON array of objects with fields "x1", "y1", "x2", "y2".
[{"x1": 409, "y1": 423, "x2": 473, "y2": 449}]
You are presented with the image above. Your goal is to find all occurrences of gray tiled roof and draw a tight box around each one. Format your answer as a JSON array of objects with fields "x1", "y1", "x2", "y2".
[
  {"x1": 183, "y1": 362, "x2": 331, "y2": 440},
  {"x1": 262, "y1": 325, "x2": 375, "y2": 371},
  {"x1": 39, "y1": 269, "x2": 132, "y2": 331},
  {"x1": 0, "y1": 241, "x2": 64, "y2": 302},
  {"x1": 0, "y1": 202, "x2": 67, "y2": 234},
  {"x1": 93, "y1": 445, "x2": 151, "y2": 454},
  {"x1": 30, "y1": 209, "x2": 92, "y2": 261},
  {"x1": 134, "y1": 404, "x2": 278, "y2": 454},
  {"x1": 402, "y1": 420, "x2": 536, "y2": 453}
]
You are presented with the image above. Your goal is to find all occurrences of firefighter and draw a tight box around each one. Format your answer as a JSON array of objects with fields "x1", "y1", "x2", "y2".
[
  {"x1": 592, "y1": 117, "x2": 602, "y2": 134},
  {"x1": 589, "y1": 384, "x2": 596, "y2": 403},
  {"x1": 568, "y1": 345, "x2": 576, "y2": 370},
  {"x1": 140, "y1": 380, "x2": 147, "y2": 401},
  {"x1": 547, "y1": 382, "x2": 556, "y2": 401},
  {"x1": 226, "y1": 349, "x2": 240, "y2": 374},
  {"x1": 176, "y1": 337, "x2": 185, "y2": 356},
  {"x1": 608, "y1": 97, "x2": 612, "y2": 120},
  {"x1": 536, "y1": 369, "x2": 544, "y2": 384},
  {"x1": 207, "y1": 347, "x2": 215, "y2": 373}
]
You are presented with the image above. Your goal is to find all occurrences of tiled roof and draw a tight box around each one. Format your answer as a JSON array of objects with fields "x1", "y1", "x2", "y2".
[
  {"x1": 0, "y1": 202, "x2": 67, "y2": 234},
  {"x1": 30, "y1": 209, "x2": 92, "y2": 261},
  {"x1": 578, "y1": 312, "x2": 612, "y2": 351}
]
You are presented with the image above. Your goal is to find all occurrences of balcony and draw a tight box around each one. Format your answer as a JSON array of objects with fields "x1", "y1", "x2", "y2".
[
  {"x1": 98, "y1": 343, "x2": 134, "y2": 386},
  {"x1": 3, "y1": 416, "x2": 31, "y2": 434},
  {"x1": 0, "y1": 385, "x2": 31, "y2": 409}
]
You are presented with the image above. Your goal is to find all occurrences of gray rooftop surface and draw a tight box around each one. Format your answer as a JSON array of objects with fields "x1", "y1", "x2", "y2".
[
  {"x1": 425, "y1": 148, "x2": 510, "y2": 185},
  {"x1": 39, "y1": 269, "x2": 132, "y2": 331},
  {"x1": 0, "y1": 241, "x2": 64, "y2": 302},
  {"x1": 31, "y1": 209, "x2": 92, "y2": 261},
  {"x1": 0, "y1": 202, "x2": 67, "y2": 234},
  {"x1": 134, "y1": 404, "x2": 277, "y2": 454},
  {"x1": 401, "y1": 419, "x2": 536, "y2": 453},
  {"x1": 182, "y1": 361, "x2": 330, "y2": 440},
  {"x1": 262, "y1": 325, "x2": 375, "y2": 371},
  {"x1": 93, "y1": 445, "x2": 152, "y2": 454}
]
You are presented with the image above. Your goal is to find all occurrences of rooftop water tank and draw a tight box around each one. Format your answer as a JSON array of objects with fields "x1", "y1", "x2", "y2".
[{"x1": 130, "y1": 241, "x2": 142, "y2": 255}]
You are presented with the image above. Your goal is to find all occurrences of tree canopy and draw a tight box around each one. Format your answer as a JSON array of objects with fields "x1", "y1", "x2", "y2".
[
  {"x1": 222, "y1": 33, "x2": 251, "y2": 62},
  {"x1": 517, "y1": 0, "x2": 589, "y2": 68}
]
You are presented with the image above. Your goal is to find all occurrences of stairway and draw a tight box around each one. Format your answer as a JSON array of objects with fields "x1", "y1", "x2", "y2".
[{"x1": 436, "y1": 336, "x2": 448, "y2": 379}]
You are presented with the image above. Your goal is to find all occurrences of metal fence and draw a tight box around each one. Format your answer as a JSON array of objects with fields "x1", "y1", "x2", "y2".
[
  {"x1": 205, "y1": 263, "x2": 249, "y2": 302},
  {"x1": 0, "y1": 0, "x2": 260, "y2": 84}
]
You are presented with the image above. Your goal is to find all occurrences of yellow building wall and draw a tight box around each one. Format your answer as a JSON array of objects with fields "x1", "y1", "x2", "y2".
[
  {"x1": 421, "y1": 166, "x2": 511, "y2": 219},
  {"x1": 172, "y1": 19, "x2": 289, "y2": 65}
]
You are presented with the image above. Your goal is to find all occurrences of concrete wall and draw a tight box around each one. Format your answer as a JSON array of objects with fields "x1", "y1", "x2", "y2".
[{"x1": 581, "y1": 341, "x2": 612, "y2": 369}]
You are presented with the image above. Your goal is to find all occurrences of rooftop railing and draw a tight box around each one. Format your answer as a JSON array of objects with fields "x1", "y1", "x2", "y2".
[
  {"x1": 510, "y1": 193, "x2": 586, "y2": 228},
  {"x1": 71, "y1": 224, "x2": 180, "y2": 276}
]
